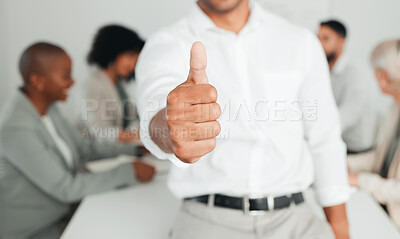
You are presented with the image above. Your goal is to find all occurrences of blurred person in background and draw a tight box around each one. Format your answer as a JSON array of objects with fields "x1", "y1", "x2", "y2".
[
  {"x1": 0, "y1": 42, "x2": 155, "y2": 239},
  {"x1": 348, "y1": 39, "x2": 400, "y2": 228},
  {"x1": 318, "y1": 20, "x2": 378, "y2": 154},
  {"x1": 82, "y1": 25, "x2": 144, "y2": 143}
]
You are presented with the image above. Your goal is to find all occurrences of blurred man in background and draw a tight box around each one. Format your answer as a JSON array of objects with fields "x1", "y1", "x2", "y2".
[
  {"x1": 318, "y1": 20, "x2": 378, "y2": 154},
  {"x1": 349, "y1": 39, "x2": 400, "y2": 229}
]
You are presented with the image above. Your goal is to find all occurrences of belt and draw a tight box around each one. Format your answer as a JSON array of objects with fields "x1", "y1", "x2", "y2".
[{"x1": 184, "y1": 192, "x2": 304, "y2": 215}]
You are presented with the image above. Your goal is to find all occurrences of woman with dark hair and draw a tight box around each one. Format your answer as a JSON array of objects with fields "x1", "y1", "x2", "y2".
[{"x1": 82, "y1": 24, "x2": 145, "y2": 143}]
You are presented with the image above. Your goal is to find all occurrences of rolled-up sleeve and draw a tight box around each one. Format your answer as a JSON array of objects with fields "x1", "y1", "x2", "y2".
[
  {"x1": 301, "y1": 31, "x2": 351, "y2": 207},
  {"x1": 135, "y1": 30, "x2": 190, "y2": 168}
]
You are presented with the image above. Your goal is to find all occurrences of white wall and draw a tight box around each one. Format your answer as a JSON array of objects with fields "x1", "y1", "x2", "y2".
[
  {"x1": 260, "y1": 0, "x2": 400, "y2": 66},
  {"x1": 0, "y1": 0, "x2": 196, "y2": 109},
  {"x1": 1, "y1": 0, "x2": 400, "y2": 110},
  {"x1": 330, "y1": 0, "x2": 400, "y2": 112},
  {"x1": 0, "y1": 0, "x2": 8, "y2": 109},
  {"x1": 259, "y1": 0, "x2": 333, "y2": 31},
  {"x1": 331, "y1": 0, "x2": 400, "y2": 66}
]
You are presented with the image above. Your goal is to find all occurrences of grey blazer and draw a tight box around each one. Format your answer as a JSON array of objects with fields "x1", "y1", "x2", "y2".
[
  {"x1": 348, "y1": 104, "x2": 400, "y2": 228},
  {"x1": 80, "y1": 67, "x2": 138, "y2": 142},
  {"x1": 0, "y1": 90, "x2": 139, "y2": 239}
]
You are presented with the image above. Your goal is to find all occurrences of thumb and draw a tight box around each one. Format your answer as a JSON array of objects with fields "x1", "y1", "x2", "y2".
[{"x1": 187, "y1": 41, "x2": 208, "y2": 85}]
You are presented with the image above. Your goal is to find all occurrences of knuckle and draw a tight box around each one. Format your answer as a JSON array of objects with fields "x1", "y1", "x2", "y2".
[
  {"x1": 213, "y1": 121, "x2": 221, "y2": 136},
  {"x1": 172, "y1": 133, "x2": 185, "y2": 146},
  {"x1": 213, "y1": 103, "x2": 222, "y2": 118},
  {"x1": 207, "y1": 85, "x2": 218, "y2": 101},
  {"x1": 166, "y1": 118, "x2": 176, "y2": 129},
  {"x1": 167, "y1": 91, "x2": 180, "y2": 105},
  {"x1": 169, "y1": 132, "x2": 180, "y2": 144},
  {"x1": 166, "y1": 108, "x2": 178, "y2": 122},
  {"x1": 173, "y1": 144, "x2": 187, "y2": 159},
  {"x1": 208, "y1": 138, "x2": 217, "y2": 151},
  {"x1": 169, "y1": 127, "x2": 181, "y2": 143}
]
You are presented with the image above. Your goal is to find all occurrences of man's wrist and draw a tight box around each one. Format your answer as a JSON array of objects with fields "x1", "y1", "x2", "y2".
[
  {"x1": 149, "y1": 108, "x2": 173, "y2": 154},
  {"x1": 323, "y1": 203, "x2": 350, "y2": 239}
]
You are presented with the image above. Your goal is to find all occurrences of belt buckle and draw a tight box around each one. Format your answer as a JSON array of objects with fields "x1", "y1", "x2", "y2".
[{"x1": 243, "y1": 194, "x2": 268, "y2": 216}]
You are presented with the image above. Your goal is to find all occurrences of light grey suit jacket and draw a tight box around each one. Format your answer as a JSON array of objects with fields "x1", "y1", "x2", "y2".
[
  {"x1": 80, "y1": 67, "x2": 138, "y2": 142},
  {"x1": 0, "y1": 90, "x2": 140, "y2": 239},
  {"x1": 348, "y1": 104, "x2": 400, "y2": 228}
]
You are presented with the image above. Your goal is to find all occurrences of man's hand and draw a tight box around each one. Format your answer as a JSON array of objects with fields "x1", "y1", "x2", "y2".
[
  {"x1": 324, "y1": 204, "x2": 350, "y2": 239},
  {"x1": 150, "y1": 42, "x2": 221, "y2": 163},
  {"x1": 132, "y1": 161, "x2": 155, "y2": 183},
  {"x1": 166, "y1": 42, "x2": 221, "y2": 163}
]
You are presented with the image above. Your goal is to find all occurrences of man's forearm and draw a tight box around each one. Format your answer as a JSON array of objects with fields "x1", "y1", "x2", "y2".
[
  {"x1": 149, "y1": 108, "x2": 174, "y2": 154},
  {"x1": 323, "y1": 203, "x2": 350, "y2": 239}
]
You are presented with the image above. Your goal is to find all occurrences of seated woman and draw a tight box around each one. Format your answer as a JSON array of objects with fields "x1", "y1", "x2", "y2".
[
  {"x1": 0, "y1": 42, "x2": 155, "y2": 239},
  {"x1": 82, "y1": 25, "x2": 144, "y2": 143},
  {"x1": 348, "y1": 39, "x2": 400, "y2": 229}
]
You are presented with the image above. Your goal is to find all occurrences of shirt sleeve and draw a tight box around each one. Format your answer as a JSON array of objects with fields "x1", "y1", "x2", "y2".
[
  {"x1": 135, "y1": 30, "x2": 191, "y2": 168},
  {"x1": 301, "y1": 31, "x2": 351, "y2": 207}
]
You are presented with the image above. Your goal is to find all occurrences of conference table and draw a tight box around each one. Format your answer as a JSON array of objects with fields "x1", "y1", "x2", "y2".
[{"x1": 61, "y1": 157, "x2": 400, "y2": 239}]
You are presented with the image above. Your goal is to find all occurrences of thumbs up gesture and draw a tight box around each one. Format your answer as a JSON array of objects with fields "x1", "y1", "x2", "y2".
[{"x1": 166, "y1": 42, "x2": 221, "y2": 163}]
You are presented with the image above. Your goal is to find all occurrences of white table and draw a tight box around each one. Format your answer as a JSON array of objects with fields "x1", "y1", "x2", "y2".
[
  {"x1": 62, "y1": 173, "x2": 400, "y2": 239},
  {"x1": 61, "y1": 174, "x2": 179, "y2": 239},
  {"x1": 349, "y1": 191, "x2": 400, "y2": 238}
]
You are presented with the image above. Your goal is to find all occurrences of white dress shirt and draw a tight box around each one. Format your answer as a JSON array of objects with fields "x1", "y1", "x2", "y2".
[
  {"x1": 42, "y1": 115, "x2": 74, "y2": 169},
  {"x1": 136, "y1": 1, "x2": 350, "y2": 207},
  {"x1": 330, "y1": 55, "x2": 378, "y2": 152}
]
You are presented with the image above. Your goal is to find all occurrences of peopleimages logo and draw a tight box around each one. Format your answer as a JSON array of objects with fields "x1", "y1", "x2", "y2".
[
  {"x1": 80, "y1": 98, "x2": 318, "y2": 121},
  {"x1": 79, "y1": 97, "x2": 318, "y2": 139}
]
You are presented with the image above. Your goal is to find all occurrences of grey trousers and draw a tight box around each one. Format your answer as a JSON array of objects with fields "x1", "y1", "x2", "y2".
[{"x1": 169, "y1": 200, "x2": 334, "y2": 239}]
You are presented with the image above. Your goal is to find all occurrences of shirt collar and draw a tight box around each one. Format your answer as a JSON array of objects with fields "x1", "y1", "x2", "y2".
[
  {"x1": 188, "y1": 0, "x2": 266, "y2": 36},
  {"x1": 332, "y1": 54, "x2": 349, "y2": 76}
]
